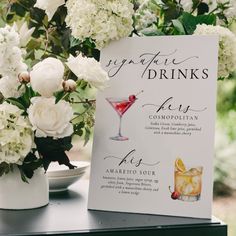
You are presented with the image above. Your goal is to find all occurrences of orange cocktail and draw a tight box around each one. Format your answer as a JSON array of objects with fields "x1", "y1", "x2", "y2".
[{"x1": 174, "y1": 158, "x2": 203, "y2": 202}]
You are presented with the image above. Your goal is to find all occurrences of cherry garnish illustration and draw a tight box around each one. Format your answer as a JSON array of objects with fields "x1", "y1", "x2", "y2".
[
  {"x1": 171, "y1": 191, "x2": 180, "y2": 200},
  {"x1": 169, "y1": 186, "x2": 180, "y2": 200},
  {"x1": 129, "y1": 95, "x2": 136, "y2": 102},
  {"x1": 129, "y1": 90, "x2": 144, "y2": 102}
]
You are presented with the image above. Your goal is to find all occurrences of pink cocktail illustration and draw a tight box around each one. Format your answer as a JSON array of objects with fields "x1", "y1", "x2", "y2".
[{"x1": 106, "y1": 92, "x2": 142, "y2": 141}]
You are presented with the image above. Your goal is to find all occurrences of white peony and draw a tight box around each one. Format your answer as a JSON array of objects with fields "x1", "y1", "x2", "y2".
[
  {"x1": 0, "y1": 102, "x2": 33, "y2": 165},
  {"x1": 194, "y1": 24, "x2": 236, "y2": 78},
  {"x1": 34, "y1": 0, "x2": 65, "y2": 21},
  {"x1": 66, "y1": 54, "x2": 109, "y2": 90},
  {"x1": 65, "y1": 0, "x2": 134, "y2": 49},
  {"x1": 28, "y1": 97, "x2": 73, "y2": 139},
  {"x1": 13, "y1": 21, "x2": 35, "y2": 47},
  {"x1": 30, "y1": 57, "x2": 64, "y2": 97}
]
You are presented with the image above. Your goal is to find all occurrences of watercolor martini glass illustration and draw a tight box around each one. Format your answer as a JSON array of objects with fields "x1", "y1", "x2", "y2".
[
  {"x1": 106, "y1": 91, "x2": 143, "y2": 141},
  {"x1": 170, "y1": 158, "x2": 203, "y2": 202}
]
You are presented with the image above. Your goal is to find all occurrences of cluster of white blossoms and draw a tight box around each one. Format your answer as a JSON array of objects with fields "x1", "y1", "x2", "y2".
[
  {"x1": 194, "y1": 24, "x2": 236, "y2": 78},
  {"x1": 65, "y1": 0, "x2": 134, "y2": 49},
  {"x1": 0, "y1": 25, "x2": 27, "y2": 98},
  {"x1": 0, "y1": 102, "x2": 33, "y2": 165}
]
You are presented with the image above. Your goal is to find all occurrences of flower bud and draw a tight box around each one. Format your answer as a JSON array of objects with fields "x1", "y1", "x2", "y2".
[
  {"x1": 62, "y1": 79, "x2": 77, "y2": 92},
  {"x1": 18, "y1": 71, "x2": 30, "y2": 83}
]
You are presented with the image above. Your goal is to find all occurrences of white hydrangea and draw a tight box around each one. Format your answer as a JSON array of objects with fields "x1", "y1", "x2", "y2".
[
  {"x1": 65, "y1": 0, "x2": 134, "y2": 49},
  {"x1": 194, "y1": 24, "x2": 236, "y2": 78},
  {"x1": 0, "y1": 102, "x2": 34, "y2": 165},
  {"x1": 0, "y1": 25, "x2": 27, "y2": 98}
]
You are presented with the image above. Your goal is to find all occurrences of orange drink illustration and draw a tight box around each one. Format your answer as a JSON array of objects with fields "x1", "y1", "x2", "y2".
[{"x1": 174, "y1": 158, "x2": 203, "y2": 202}]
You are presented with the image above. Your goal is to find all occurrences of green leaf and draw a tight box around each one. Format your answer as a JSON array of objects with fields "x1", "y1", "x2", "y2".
[
  {"x1": 0, "y1": 162, "x2": 9, "y2": 177},
  {"x1": 34, "y1": 136, "x2": 73, "y2": 170},
  {"x1": 55, "y1": 91, "x2": 69, "y2": 103},
  {"x1": 192, "y1": 0, "x2": 201, "y2": 10},
  {"x1": 162, "y1": 0, "x2": 182, "y2": 23},
  {"x1": 27, "y1": 38, "x2": 42, "y2": 51},
  {"x1": 61, "y1": 29, "x2": 71, "y2": 51},
  {"x1": 18, "y1": 166, "x2": 29, "y2": 183},
  {"x1": 197, "y1": 2, "x2": 209, "y2": 15},
  {"x1": 73, "y1": 122, "x2": 85, "y2": 136},
  {"x1": 24, "y1": 85, "x2": 35, "y2": 101},
  {"x1": 84, "y1": 128, "x2": 91, "y2": 146},
  {"x1": 141, "y1": 28, "x2": 165, "y2": 36},
  {"x1": 178, "y1": 12, "x2": 216, "y2": 34},
  {"x1": 70, "y1": 37, "x2": 81, "y2": 48},
  {"x1": 172, "y1": 19, "x2": 186, "y2": 34},
  {"x1": 35, "y1": 136, "x2": 73, "y2": 153},
  {"x1": 6, "y1": 98, "x2": 26, "y2": 110},
  {"x1": 11, "y1": 3, "x2": 27, "y2": 17},
  {"x1": 74, "y1": 128, "x2": 83, "y2": 136},
  {"x1": 196, "y1": 14, "x2": 216, "y2": 25}
]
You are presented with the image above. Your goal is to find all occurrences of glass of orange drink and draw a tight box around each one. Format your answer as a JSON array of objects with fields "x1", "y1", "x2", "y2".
[{"x1": 174, "y1": 158, "x2": 203, "y2": 202}]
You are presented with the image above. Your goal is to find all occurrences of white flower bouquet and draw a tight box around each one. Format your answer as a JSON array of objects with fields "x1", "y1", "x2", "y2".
[{"x1": 0, "y1": 23, "x2": 109, "y2": 182}]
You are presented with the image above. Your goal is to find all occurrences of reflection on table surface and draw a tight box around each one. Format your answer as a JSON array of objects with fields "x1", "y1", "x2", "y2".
[{"x1": 0, "y1": 180, "x2": 223, "y2": 236}]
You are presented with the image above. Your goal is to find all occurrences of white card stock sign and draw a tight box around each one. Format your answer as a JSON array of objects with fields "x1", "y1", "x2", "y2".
[{"x1": 88, "y1": 36, "x2": 218, "y2": 219}]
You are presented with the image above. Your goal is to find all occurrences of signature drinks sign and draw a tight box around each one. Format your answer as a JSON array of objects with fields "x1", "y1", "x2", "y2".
[{"x1": 88, "y1": 36, "x2": 218, "y2": 218}]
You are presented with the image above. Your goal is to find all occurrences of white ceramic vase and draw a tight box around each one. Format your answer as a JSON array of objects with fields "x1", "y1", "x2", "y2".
[{"x1": 0, "y1": 167, "x2": 49, "y2": 210}]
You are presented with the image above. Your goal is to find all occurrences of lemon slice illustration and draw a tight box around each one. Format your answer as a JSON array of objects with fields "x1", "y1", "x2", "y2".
[{"x1": 175, "y1": 158, "x2": 186, "y2": 172}]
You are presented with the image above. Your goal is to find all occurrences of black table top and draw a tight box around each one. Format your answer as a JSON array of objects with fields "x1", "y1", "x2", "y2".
[{"x1": 0, "y1": 180, "x2": 225, "y2": 236}]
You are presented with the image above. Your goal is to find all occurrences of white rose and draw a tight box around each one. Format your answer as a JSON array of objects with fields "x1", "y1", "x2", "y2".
[
  {"x1": 34, "y1": 0, "x2": 65, "y2": 21},
  {"x1": 30, "y1": 57, "x2": 64, "y2": 97},
  {"x1": 66, "y1": 54, "x2": 109, "y2": 90},
  {"x1": 28, "y1": 97, "x2": 73, "y2": 139}
]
